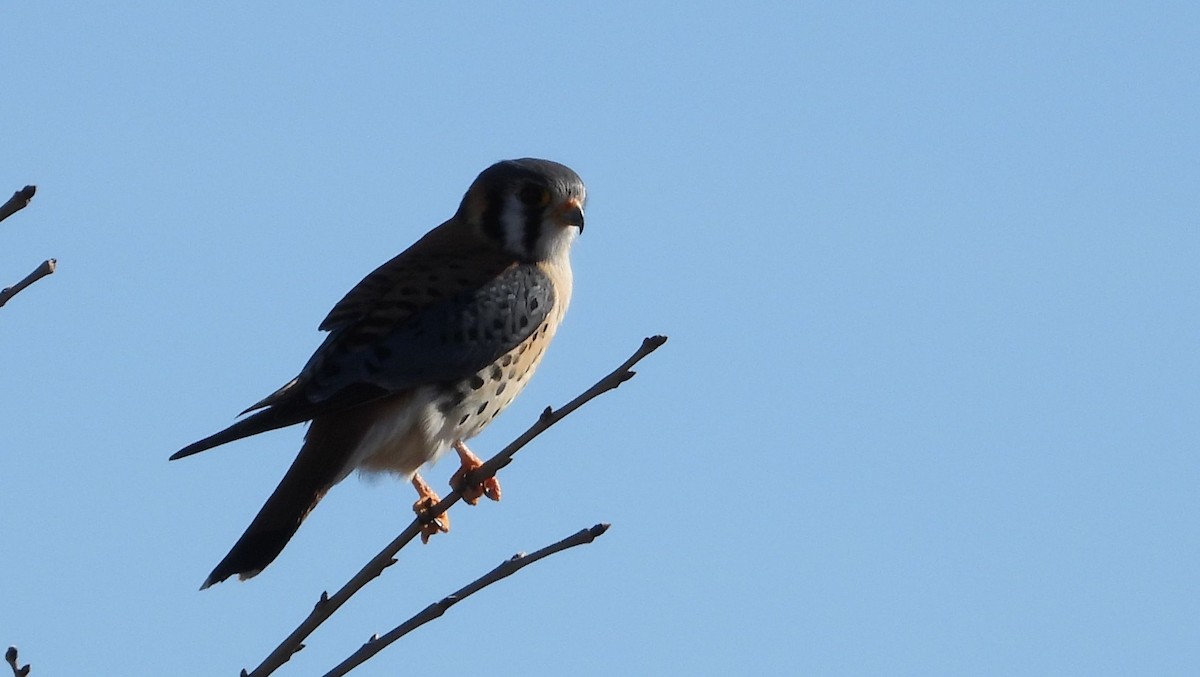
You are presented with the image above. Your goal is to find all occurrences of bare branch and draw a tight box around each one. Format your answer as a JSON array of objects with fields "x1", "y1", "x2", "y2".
[
  {"x1": 244, "y1": 335, "x2": 667, "y2": 677},
  {"x1": 6, "y1": 646, "x2": 30, "y2": 677},
  {"x1": 322, "y1": 523, "x2": 610, "y2": 677},
  {"x1": 0, "y1": 259, "x2": 56, "y2": 309},
  {"x1": 0, "y1": 186, "x2": 35, "y2": 225}
]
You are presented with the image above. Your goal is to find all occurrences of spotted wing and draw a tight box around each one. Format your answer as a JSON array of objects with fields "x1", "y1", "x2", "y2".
[{"x1": 300, "y1": 263, "x2": 555, "y2": 404}]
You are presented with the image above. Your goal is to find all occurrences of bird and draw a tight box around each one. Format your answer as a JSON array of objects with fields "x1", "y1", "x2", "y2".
[{"x1": 171, "y1": 158, "x2": 586, "y2": 589}]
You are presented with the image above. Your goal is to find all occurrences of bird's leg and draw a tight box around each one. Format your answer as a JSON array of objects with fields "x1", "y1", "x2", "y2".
[
  {"x1": 450, "y1": 440, "x2": 502, "y2": 505},
  {"x1": 411, "y1": 472, "x2": 449, "y2": 544}
]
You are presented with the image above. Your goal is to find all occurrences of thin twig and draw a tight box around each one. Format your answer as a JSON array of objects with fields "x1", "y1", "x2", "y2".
[
  {"x1": 0, "y1": 259, "x2": 56, "y2": 309},
  {"x1": 0, "y1": 186, "x2": 35, "y2": 225},
  {"x1": 6, "y1": 646, "x2": 30, "y2": 677},
  {"x1": 322, "y1": 523, "x2": 610, "y2": 677},
  {"x1": 243, "y1": 335, "x2": 667, "y2": 677}
]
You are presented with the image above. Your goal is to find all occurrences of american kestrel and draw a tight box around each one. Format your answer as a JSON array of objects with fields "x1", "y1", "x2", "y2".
[{"x1": 172, "y1": 159, "x2": 585, "y2": 588}]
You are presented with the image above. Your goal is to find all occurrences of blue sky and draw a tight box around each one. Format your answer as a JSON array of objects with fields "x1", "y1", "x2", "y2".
[{"x1": 3, "y1": 2, "x2": 1197, "y2": 675}]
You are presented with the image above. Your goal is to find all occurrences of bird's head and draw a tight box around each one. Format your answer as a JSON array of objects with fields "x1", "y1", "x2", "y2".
[{"x1": 459, "y1": 158, "x2": 586, "y2": 263}]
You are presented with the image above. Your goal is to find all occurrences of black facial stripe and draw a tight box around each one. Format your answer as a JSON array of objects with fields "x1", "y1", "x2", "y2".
[
  {"x1": 522, "y1": 202, "x2": 542, "y2": 257},
  {"x1": 481, "y1": 188, "x2": 504, "y2": 242}
]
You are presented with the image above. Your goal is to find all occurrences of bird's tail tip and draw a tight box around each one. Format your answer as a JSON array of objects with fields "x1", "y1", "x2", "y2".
[
  {"x1": 170, "y1": 443, "x2": 209, "y2": 462},
  {"x1": 199, "y1": 566, "x2": 262, "y2": 591}
]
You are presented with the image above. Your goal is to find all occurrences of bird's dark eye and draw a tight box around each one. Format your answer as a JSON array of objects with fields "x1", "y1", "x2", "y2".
[{"x1": 518, "y1": 184, "x2": 550, "y2": 208}]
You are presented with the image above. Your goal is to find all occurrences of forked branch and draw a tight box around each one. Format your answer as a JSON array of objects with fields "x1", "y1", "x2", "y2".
[
  {"x1": 244, "y1": 335, "x2": 667, "y2": 677},
  {"x1": 6, "y1": 646, "x2": 30, "y2": 677}
]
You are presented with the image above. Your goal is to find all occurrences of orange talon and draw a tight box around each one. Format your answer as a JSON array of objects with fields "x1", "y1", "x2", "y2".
[
  {"x1": 450, "y1": 440, "x2": 502, "y2": 505},
  {"x1": 411, "y1": 473, "x2": 449, "y2": 543}
]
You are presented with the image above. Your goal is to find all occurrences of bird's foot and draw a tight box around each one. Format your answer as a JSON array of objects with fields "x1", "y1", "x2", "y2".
[
  {"x1": 411, "y1": 473, "x2": 449, "y2": 544},
  {"x1": 450, "y1": 440, "x2": 501, "y2": 505}
]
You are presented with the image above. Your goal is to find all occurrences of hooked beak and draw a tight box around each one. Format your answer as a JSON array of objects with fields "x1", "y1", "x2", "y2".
[{"x1": 553, "y1": 198, "x2": 585, "y2": 233}]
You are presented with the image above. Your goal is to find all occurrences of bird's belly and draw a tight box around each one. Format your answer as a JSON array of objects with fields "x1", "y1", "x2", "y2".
[
  {"x1": 352, "y1": 389, "x2": 444, "y2": 478},
  {"x1": 431, "y1": 327, "x2": 556, "y2": 440},
  {"x1": 354, "y1": 331, "x2": 556, "y2": 479}
]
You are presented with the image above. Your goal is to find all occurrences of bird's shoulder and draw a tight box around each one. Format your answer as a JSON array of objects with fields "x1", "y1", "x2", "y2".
[{"x1": 318, "y1": 221, "x2": 515, "y2": 333}]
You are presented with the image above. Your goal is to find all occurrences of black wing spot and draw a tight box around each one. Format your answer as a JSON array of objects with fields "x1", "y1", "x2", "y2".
[
  {"x1": 490, "y1": 365, "x2": 503, "y2": 381},
  {"x1": 476, "y1": 402, "x2": 488, "y2": 415},
  {"x1": 469, "y1": 375, "x2": 485, "y2": 390}
]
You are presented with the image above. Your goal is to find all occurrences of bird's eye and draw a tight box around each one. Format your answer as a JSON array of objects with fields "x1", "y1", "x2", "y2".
[{"x1": 518, "y1": 184, "x2": 550, "y2": 208}]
